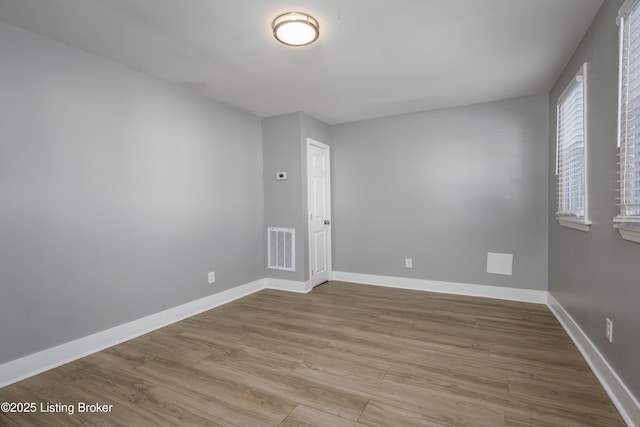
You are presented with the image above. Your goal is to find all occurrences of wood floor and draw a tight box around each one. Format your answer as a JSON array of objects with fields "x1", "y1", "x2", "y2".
[{"x1": 0, "y1": 281, "x2": 625, "y2": 426}]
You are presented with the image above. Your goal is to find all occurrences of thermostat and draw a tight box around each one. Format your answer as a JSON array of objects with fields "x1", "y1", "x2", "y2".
[{"x1": 276, "y1": 171, "x2": 287, "y2": 181}]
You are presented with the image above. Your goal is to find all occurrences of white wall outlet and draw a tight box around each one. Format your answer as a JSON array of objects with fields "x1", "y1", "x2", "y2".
[
  {"x1": 208, "y1": 271, "x2": 216, "y2": 284},
  {"x1": 405, "y1": 258, "x2": 413, "y2": 268},
  {"x1": 605, "y1": 318, "x2": 613, "y2": 343}
]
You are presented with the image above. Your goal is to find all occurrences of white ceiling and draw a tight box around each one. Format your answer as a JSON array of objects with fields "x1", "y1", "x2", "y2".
[{"x1": 0, "y1": 0, "x2": 603, "y2": 124}]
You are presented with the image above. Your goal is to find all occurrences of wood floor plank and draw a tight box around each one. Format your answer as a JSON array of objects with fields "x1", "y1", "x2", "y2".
[
  {"x1": 292, "y1": 361, "x2": 507, "y2": 425},
  {"x1": 503, "y1": 406, "x2": 626, "y2": 427},
  {"x1": 358, "y1": 399, "x2": 493, "y2": 427},
  {"x1": 506, "y1": 374, "x2": 624, "y2": 423},
  {"x1": 298, "y1": 354, "x2": 389, "y2": 385},
  {"x1": 279, "y1": 404, "x2": 366, "y2": 427},
  {"x1": 0, "y1": 281, "x2": 626, "y2": 426},
  {"x1": 140, "y1": 382, "x2": 284, "y2": 427},
  {"x1": 117, "y1": 332, "x2": 212, "y2": 367},
  {"x1": 134, "y1": 358, "x2": 296, "y2": 423},
  {"x1": 195, "y1": 356, "x2": 369, "y2": 421},
  {"x1": 382, "y1": 362, "x2": 511, "y2": 404},
  {"x1": 78, "y1": 401, "x2": 177, "y2": 427}
]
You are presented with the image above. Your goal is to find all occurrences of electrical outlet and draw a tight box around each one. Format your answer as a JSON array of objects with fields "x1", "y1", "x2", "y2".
[
  {"x1": 605, "y1": 318, "x2": 613, "y2": 343},
  {"x1": 208, "y1": 271, "x2": 216, "y2": 284},
  {"x1": 405, "y1": 258, "x2": 413, "y2": 268}
]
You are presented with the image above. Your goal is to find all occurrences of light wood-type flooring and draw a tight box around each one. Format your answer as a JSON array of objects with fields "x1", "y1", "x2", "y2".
[{"x1": 0, "y1": 281, "x2": 626, "y2": 426}]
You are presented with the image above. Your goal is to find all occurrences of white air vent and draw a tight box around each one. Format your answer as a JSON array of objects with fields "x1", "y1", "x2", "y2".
[{"x1": 268, "y1": 227, "x2": 295, "y2": 271}]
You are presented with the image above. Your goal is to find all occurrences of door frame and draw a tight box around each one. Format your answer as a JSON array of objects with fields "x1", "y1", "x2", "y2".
[{"x1": 307, "y1": 138, "x2": 332, "y2": 287}]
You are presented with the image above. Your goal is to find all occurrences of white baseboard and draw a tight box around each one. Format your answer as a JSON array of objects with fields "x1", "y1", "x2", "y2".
[
  {"x1": 547, "y1": 294, "x2": 640, "y2": 427},
  {"x1": 331, "y1": 271, "x2": 547, "y2": 304},
  {"x1": 266, "y1": 278, "x2": 312, "y2": 294},
  {"x1": 0, "y1": 279, "x2": 266, "y2": 389}
]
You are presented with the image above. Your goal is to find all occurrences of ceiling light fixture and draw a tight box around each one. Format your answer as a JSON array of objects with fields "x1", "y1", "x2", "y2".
[{"x1": 272, "y1": 12, "x2": 319, "y2": 46}]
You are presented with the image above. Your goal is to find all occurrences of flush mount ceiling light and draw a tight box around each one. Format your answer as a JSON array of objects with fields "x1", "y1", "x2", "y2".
[{"x1": 272, "y1": 12, "x2": 319, "y2": 46}]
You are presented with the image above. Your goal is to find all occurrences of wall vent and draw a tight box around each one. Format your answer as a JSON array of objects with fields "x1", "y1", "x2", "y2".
[{"x1": 268, "y1": 227, "x2": 295, "y2": 271}]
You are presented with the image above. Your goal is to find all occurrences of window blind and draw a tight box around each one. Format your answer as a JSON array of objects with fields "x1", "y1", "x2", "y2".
[
  {"x1": 617, "y1": 0, "x2": 640, "y2": 222},
  {"x1": 556, "y1": 72, "x2": 586, "y2": 218}
]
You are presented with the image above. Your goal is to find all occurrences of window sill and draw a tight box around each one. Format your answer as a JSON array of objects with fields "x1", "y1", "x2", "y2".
[
  {"x1": 614, "y1": 222, "x2": 640, "y2": 244},
  {"x1": 557, "y1": 217, "x2": 591, "y2": 232}
]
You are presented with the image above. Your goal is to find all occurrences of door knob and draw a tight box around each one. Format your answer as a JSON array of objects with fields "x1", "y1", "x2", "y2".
[{"x1": 324, "y1": 219, "x2": 331, "y2": 225}]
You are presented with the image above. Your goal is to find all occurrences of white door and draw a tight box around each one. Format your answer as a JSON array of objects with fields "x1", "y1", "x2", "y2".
[{"x1": 307, "y1": 139, "x2": 331, "y2": 287}]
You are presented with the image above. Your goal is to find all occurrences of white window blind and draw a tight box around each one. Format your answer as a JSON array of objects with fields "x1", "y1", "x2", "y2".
[
  {"x1": 556, "y1": 64, "x2": 588, "y2": 227},
  {"x1": 617, "y1": 0, "x2": 640, "y2": 223}
]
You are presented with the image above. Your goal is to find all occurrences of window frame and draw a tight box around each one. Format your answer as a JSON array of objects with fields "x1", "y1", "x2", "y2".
[
  {"x1": 615, "y1": 0, "x2": 640, "y2": 243},
  {"x1": 556, "y1": 63, "x2": 591, "y2": 232}
]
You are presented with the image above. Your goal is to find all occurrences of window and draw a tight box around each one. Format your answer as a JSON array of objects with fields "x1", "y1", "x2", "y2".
[
  {"x1": 616, "y1": 0, "x2": 640, "y2": 242},
  {"x1": 556, "y1": 63, "x2": 590, "y2": 231}
]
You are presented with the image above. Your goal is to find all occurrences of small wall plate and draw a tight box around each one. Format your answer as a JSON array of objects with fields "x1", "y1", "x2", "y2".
[
  {"x1": 487, "y1": 252, "x2": 513, "y2": 275},
  {"x1": 276, "y1": 171, "x2": 287, "y2": 181}
]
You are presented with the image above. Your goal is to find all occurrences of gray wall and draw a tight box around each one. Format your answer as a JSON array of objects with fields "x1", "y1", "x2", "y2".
[
  {"x1": 0, "y1": 21, "x2": 264, "y2": 364},
  {"x1": 262, "y1": 112, "x2": 330, "y2": 282},
  {"x1": 262, "y1": 113, "x2": 306, "y2": 282},
  {"x1": 330, "y1": 95, "x2": 549, "y2": 290},
  {"x1": 549, "y1": 0, "x2": 640, "y2": 398}
]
